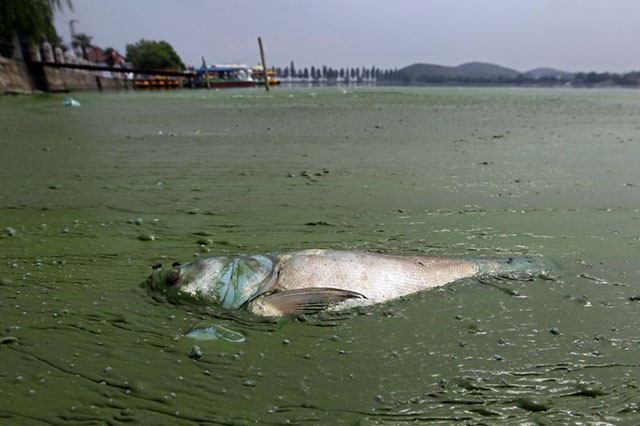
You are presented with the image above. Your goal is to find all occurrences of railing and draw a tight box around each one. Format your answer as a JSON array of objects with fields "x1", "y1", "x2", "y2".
[{"x1": 39, "y1": 61, "x2": 196, "y2": 77}]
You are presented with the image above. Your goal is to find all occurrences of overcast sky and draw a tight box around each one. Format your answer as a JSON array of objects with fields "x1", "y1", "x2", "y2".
[{"x1": 54, "y1": 0, "x2": 640, "y2": 73}]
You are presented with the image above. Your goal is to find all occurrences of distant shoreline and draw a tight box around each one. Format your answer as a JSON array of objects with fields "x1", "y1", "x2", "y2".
[{"x1": 278, "y1": 80, "x2": 633, "y2": 89}]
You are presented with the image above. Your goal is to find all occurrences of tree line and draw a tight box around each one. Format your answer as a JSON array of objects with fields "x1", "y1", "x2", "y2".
[
  {"x1": 573, "y1": 71, "x2": 640, "y2": 86},
  {"x1": 275, "y1": 61, "x2": 398, "y2": 81}
]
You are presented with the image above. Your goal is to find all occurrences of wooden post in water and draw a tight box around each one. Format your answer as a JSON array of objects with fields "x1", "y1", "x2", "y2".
[
  {"x1": 258, "y1": 37, "x2": 269, "y2": 92},
  {"x1": 201, "y1": 56, "x2": 210, "y2": 89}
]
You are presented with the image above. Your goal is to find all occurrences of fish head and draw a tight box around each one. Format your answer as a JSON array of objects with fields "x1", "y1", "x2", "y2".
[
  {"x1": 142, "y1": 257, "x2": 231, "y2": 304},
  {"x1": 142, "y1": 255, "x2": 275, "y2": 308}
]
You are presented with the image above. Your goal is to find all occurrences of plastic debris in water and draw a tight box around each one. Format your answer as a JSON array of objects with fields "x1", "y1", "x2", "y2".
[
  {"x1": 63, "y1": 97, "x2": 81, "y2": 107},
  {"x1": 189, "y1": 345, "x2": 203, "y2": 359},
  {"x1": 185, "y1": 324, "x2": 245, "y2": 343}
]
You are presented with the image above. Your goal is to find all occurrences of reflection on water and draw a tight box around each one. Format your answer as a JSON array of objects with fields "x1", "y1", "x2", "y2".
[{"x1": 0, "y1": 87, "x2": 639, "y2": 424}]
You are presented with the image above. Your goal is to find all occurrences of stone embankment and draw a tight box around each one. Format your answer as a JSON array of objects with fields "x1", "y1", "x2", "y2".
[
  {"x1": 0, "y1": 57, "x2": 34, "y2": 93},
  {"x1": 1, "y1": 43, "x2": 126, "y2": 93}
]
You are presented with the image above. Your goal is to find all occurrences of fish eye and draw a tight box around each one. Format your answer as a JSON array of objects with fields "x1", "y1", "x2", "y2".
[{"x1": 167, "y1": 268, "x2": 181, "y2": 286}]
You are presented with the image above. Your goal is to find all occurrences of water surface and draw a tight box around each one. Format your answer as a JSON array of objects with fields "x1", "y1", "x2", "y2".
[{"x1": 1, "y1": 87, "x2": 639, "y2": 424}]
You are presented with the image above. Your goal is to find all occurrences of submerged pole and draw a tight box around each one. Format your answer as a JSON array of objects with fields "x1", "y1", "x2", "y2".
[
  {"x1": 201, "y1": 56, "x2": 210, "y2": 89},
  {"x1": 258, "y1": 37, "x2": 269, "y2": 92}
]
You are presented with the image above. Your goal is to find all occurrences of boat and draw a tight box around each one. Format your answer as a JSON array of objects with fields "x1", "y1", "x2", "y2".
[
  {"x1": 133, "y1": 71, "x2": 182, "y2": 89},
  {"x1": 196, "y1": 64, "x2": 257, "y2": 88},
  {"x1": 252, "y1": 65, "x2": 280, "y2": 86}
]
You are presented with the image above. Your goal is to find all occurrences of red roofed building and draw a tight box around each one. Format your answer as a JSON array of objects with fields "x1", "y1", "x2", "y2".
[{"x1": 87, "y1": 46, "x2": 126, "y2": 66}]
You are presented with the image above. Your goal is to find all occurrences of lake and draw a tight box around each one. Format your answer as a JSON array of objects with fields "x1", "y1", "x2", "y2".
[{"x1": 1, "y1": 87, "x2": 639, "y2": 424}]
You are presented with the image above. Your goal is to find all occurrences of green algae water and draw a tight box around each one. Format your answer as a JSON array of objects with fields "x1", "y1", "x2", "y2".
[{"x1": 1, "y1": 87, "x2": 639, "y2": 424}]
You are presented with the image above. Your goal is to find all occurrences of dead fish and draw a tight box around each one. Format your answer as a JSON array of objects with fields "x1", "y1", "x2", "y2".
[{"x1": 143, "y1": 249, "x2": 542, "y2": 317}]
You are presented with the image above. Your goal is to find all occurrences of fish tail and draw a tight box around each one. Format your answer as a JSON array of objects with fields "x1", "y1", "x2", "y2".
[{"x1": 476, "y1": 256, "x2": 546, "y2": 278}]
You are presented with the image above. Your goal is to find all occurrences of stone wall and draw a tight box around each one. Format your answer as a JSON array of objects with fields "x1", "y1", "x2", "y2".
[
  {"x1": 0, "y1": 57, "x2": 35, "y2": 93},
  {"x1": 0, "y1": 57, "x2": 127, "y2": 93},
  {"x1": 44, "y1": 66, "x2": 127, "y2": 91}
]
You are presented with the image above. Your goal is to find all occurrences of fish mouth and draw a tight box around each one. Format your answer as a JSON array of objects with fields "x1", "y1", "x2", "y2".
[
  {"x1": 166, "y1": 267, "x2": 183, "y2": 287},
  {"x1": 142, "y1": 265, "x2": 186, "y2": 296}
]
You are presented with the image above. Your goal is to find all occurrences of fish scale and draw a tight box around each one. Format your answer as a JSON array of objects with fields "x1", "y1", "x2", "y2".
[{"x1": 273, "y1": 250, "x2": 480, "y2": 304}]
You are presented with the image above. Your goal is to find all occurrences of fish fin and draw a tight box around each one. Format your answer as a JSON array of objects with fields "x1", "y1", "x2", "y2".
[{"x1": 247, "y1": 287, "x2": 366, "y2": 316}]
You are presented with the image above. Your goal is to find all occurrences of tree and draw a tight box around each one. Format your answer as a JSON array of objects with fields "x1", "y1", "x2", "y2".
[
  {"x1": 104, "y1": 46, "x2": 122, "y2": 66},
  {"x1": 72, "y1": 32, "x2": 92, "y2": 59},
  {"x1": 0, "y1": 0, "x2": 72, "y2": 58},
  {"x1": 104, "y1": 47, "x2": 114, "y2": 65},
  {"x1": 126, "y1": 39, "x2": 185, "y2": 70},
  {"x1": 289, "y1": 60, "x2": 296, "y2": 78}
]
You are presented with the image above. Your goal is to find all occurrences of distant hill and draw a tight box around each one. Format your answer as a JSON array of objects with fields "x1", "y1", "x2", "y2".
[
  {"x1": 398, "y1": 63, "x2": 453, "y2": 78},
  {"x1": 523, "y1": 67, "x2": 574, "y2": 80},
  {"x1": 394, "y1": 62, "x2": 575, "y2": 84},
  {"x1": 397, "y1": 61, "x2": 520, "y2": 83},
  {"x1": 452, "y1": 62, "x2": 520, "y2": 79}
]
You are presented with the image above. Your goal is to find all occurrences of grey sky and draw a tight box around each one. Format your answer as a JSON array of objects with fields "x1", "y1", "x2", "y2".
[{"x1": 55, "y1": 0, "x2": 639, "y2": 73}]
